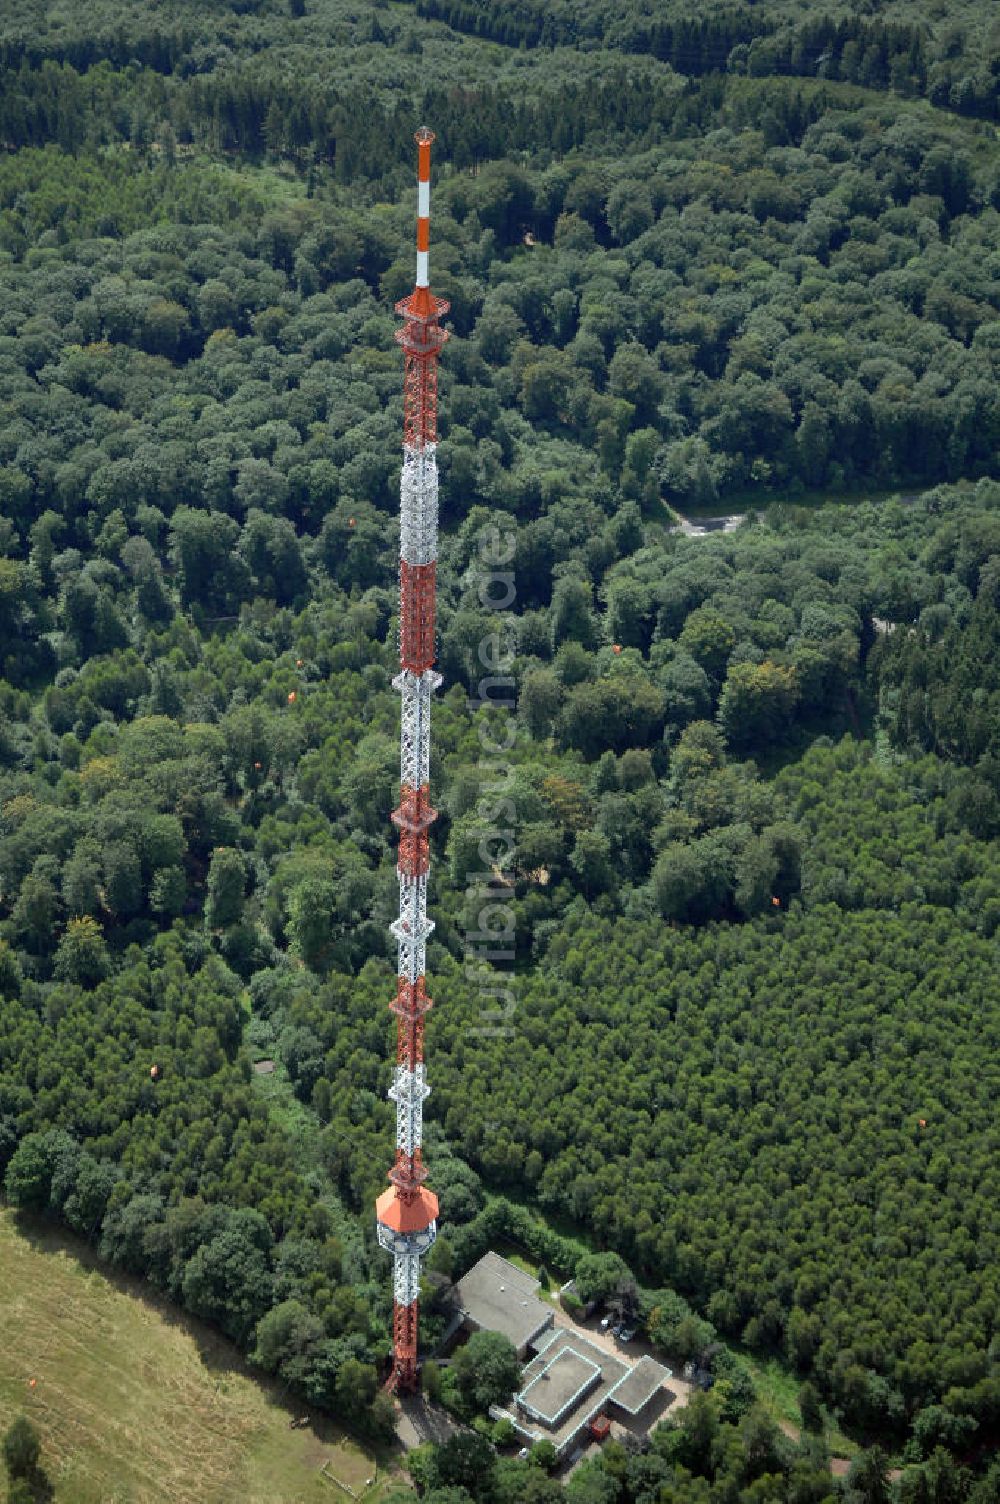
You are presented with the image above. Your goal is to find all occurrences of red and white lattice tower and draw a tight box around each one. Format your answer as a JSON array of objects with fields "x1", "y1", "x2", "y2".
[{"x1": 374, "y1": 127, "x2": 448, "y2": 1394}]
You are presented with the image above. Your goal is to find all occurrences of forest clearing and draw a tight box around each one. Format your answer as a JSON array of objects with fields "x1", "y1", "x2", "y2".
[{"x1": 0, "y1": 1209, "x2": 396, "y2": 1504}]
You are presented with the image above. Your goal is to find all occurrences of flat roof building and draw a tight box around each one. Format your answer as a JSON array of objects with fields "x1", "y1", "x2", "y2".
[
  {"x1": 455, "y1": 1251, "x2": 554, "y2": 1358},
  {"x1": 520, "y1": 1345, "x2": 603, "y2": 1430},
  {"x1": 609, "y1": 1354, "x2": 674, "y2": 1416},
  {"x1": 456, "y1": 1252, "x2": 673, "y2": 1462},
  {"x1": 506, "y1": 1327, "x2": 672, "y2": 1460}
]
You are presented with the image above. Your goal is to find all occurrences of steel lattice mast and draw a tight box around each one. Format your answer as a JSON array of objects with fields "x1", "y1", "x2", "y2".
[{"x1": 375, "y1": 126, "x2": 448, "y2": 1394}]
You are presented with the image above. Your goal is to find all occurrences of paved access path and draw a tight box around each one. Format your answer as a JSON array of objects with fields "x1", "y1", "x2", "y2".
[{"x1": 395, "y1": 1391, "x2": 462, "y2": 1453}]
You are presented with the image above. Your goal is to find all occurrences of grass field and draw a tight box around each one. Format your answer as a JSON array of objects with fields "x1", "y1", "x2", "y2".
[
  {"x1": 738, "y1": 1349, "x2": 858, "y2": 1461},
  {"x1": 0, "y1": 1209, "x2": 409, "y2": 1504},
  {"x1": 498, "y1": 1247, "x2": 562, "y2": 1305}
]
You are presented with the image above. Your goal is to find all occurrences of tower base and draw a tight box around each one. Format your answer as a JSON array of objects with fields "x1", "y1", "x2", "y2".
[{"x1": 387, "y1": 1297, "x2": 420, "y2": 1392}]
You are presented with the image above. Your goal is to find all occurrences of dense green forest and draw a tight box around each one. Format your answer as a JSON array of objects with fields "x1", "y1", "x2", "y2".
[{"x1": 0, "y1": 0, "x2": 998, "y2": 1499}]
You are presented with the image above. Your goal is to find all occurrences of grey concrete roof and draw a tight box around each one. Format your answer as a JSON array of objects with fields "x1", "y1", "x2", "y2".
[
  {"x1": 519, "y1": 1345, "x2": 601, "y2": 1427},
  {"x1": 609, "y1": 1354, "x2": 672, "y2": 1414},
  {"x1": 455, "y1": 1252, "x2": 553, "y2": 1352},
  {"x1": 513, "y1": 1327, "x2": 629, "y2": 1455}
]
